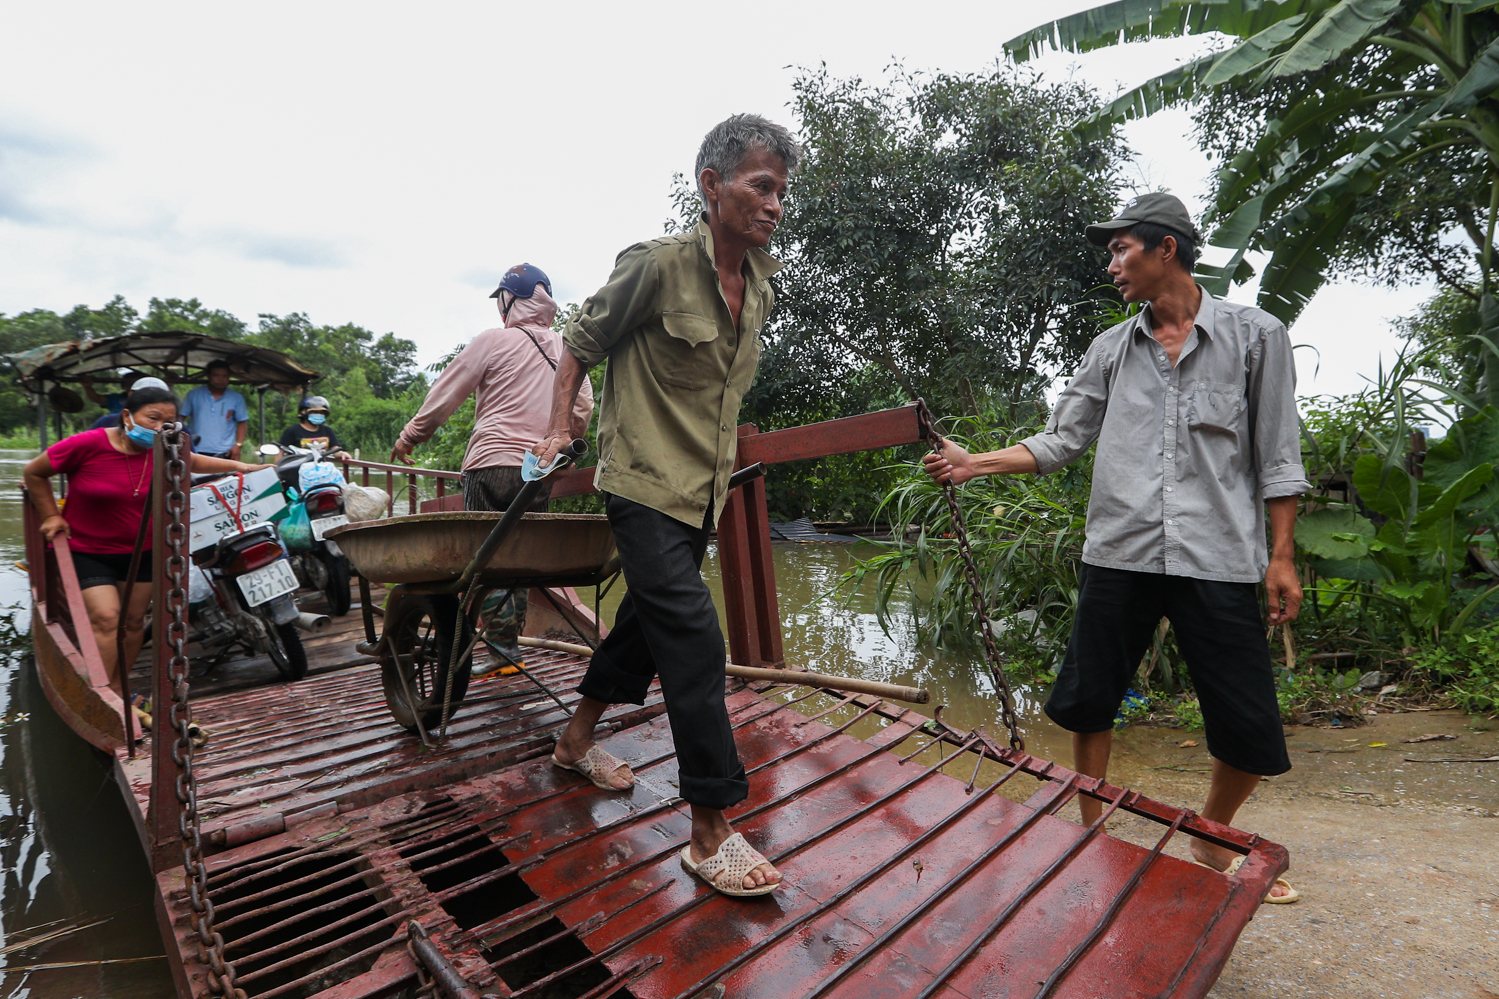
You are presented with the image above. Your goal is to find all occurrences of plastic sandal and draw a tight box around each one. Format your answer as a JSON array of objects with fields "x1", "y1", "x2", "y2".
[
  {"x1": 1194, "y1": 855, "x2": 1300, "y2": 904},
  {"x1": 680, "y1": 832, "x2": 782, "y2": 897},
  {"x1": 551, "y1": 743, "x2": 634, "y2": 791}
]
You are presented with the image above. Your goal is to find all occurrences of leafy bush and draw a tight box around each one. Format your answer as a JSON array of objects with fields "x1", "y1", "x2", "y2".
[
  {"x1": 1172, "y1": 698, "x2": 1204, "y2": 731},
  {"x1": 839, "y1": 415, "x2": 1089, "y2": 669},
  {"x1": 1407, "y1": 627, "x2": 1499, "y2": 715}
]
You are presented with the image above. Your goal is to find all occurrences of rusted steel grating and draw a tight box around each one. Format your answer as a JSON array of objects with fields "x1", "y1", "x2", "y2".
[
  {"x1": 123, "y1": 649, "x2": 668, "y2": 851},
  {"x1": 147, "y1": 664, "x2": 1285, "y2": 999}
]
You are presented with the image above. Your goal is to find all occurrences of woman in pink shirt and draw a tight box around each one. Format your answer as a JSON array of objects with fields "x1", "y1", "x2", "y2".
[{"x1": 23, "y1": 386, "x2": 270, "y2": 688}]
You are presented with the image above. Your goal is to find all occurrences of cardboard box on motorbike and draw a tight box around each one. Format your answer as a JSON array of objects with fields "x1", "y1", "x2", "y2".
[
  {"x1": 188, "y1": 467, "x2": 288, "y2": 553},
  {"x1": 184, "y1": 467, "x2": 290, "y2": 603}
]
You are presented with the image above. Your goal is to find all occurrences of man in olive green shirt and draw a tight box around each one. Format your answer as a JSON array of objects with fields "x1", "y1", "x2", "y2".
[{"x1": 535, "y1": 114, "x2": 800, "y2": 897}]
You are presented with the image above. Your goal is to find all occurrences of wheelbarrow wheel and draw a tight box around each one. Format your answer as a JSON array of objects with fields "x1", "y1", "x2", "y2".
[{"x1": 379, "y1": 591, "x2": 473, "y2": 734}]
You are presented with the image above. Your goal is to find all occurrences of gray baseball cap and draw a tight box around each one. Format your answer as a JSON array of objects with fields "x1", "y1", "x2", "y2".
[{"x1": 1085, "y1": 192, "x2": 1202, "y2": 246}]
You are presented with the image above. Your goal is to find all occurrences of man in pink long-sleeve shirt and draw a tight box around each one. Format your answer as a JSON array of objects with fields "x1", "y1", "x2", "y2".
[{"x1": 393, "y1": 264, "x2": 593, "y2": 666}]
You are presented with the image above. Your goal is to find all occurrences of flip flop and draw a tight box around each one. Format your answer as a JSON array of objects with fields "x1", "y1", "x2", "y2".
[
  {"x1": 550, "y1": 743, "x2": 634, "y2": 791},
  {"x1": 680, "y1": 832, "x2": 782, "y2": 897},
  {"x1": 1193, "y1": 855, "x2": 1300, "y2": 904}
]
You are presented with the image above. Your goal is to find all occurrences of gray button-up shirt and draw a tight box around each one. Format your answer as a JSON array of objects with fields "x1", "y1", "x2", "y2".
[{"x1": 1020, "y1": 287, "x2": 1310, "y2": 583}]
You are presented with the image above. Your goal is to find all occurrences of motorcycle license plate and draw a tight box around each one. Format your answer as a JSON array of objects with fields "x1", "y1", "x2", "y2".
[
  {"x1": 237, "y1": 560, "x2": 299, "y2": 607},
  {"x1": 311, "y1": 515, "x2": 349, "y2": 542}
]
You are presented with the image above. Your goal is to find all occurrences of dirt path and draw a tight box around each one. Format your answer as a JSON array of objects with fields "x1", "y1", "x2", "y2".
[{"x1": 1096, "y1": 710, "x2": 1499, "y2": 998}]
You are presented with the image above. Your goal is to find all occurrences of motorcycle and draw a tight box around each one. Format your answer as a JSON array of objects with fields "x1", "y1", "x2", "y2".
[
  {"x1": 188, "y1": 514, "x2": 309, "y2": 682},
  {"x1": 259, "y1": 442, "x2": 354, "y2": 615}
]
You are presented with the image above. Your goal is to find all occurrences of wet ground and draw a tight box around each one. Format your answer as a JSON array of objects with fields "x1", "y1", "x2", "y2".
[{"x1": 1, "y1": 447, "x2": 1496, "y2": 997}]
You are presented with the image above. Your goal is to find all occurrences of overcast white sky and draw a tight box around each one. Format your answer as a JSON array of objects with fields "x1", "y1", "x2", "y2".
[{"x1": 0, "y1": 1, "x2": 1431, "y2": 399}]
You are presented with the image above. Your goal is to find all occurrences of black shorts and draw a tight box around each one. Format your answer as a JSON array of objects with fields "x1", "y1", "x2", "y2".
[
  {"x1": 71, "y1": 550, "x2": 153, "y2": 590},
  {"x1": 1044, "y1": 563, "x2": 1291, "y2": 777}
]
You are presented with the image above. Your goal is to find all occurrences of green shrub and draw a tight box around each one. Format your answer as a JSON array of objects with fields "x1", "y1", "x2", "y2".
[
  {"x1": 1407, "y1": 626, "x2": 1499, "y2": 715},
  {"x1": 1172, "y1": 698, "x2": 1204, "y2": 731},
  {"x1": 838, "y1": 415, "x2": 1089, "y2": 668}
]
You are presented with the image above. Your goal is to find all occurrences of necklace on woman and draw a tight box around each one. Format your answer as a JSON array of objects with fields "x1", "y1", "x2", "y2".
[
  {"x1": 128, "y1": 453, "x2": 149, "y2": 496},
  {"x1": 115, "y1": 427, "x2": 151, "y2": 496}
]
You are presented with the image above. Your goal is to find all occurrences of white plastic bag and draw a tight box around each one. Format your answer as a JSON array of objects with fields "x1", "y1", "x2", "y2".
[{"x1": 342, "y1": 482, "x2": 390, "y2": 522}]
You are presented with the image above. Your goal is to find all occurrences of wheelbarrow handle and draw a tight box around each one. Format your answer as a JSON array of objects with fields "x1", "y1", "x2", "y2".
[{"x1": 728, "y1": 462, "x2": 766, "y2": 491}]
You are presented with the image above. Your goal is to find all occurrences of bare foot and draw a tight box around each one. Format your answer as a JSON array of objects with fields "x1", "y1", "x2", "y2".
[{"x1": 1190, "y1": 842, "x2": 1294, "y2": 900}]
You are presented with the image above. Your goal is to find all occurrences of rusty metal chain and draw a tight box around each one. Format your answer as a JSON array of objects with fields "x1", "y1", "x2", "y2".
[
  {"x1": 162, "y1": 424, "x2": 245, "y2": 998},
  {"x1": 916, "y1": 400, "x2": 1025, "y2": 752}
]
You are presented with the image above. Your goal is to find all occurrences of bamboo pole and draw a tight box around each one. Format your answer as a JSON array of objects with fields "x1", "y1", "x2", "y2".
[{"x1": 516, "y1": 637, "x2": 931, "y2": 704}]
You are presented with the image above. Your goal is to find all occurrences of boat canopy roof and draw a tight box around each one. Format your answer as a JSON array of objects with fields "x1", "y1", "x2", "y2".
[{"x1": 7, "y1": 333, "x2": 320, "y2": 393}]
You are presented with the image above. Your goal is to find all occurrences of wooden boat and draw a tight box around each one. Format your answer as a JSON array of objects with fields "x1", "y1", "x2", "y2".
[
  {"x1": 24, "y1": 506, "x2": 128, "y2": 753},
  {"x1": 20, "y1": 405, "x2": 1290, "y2": 999}
]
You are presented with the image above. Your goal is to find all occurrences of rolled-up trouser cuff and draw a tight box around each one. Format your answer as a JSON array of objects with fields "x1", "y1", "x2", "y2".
[
  {"x1": 577, "y1": 646, "x2": 652, "y2": 706},
  {"x1": 679, "y1": 771, "x2": 749, "y2": 811}
]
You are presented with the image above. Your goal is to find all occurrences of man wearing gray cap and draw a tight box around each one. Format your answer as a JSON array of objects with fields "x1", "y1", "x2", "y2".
[{"x1": 924, "y1": 191, "x2": 1305, "y2": 903}]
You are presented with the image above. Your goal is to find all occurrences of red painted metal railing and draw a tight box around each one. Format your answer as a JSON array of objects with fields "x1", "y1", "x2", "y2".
[{"x1": 336, "y1": 405, "x2": 928, "y2": 669}]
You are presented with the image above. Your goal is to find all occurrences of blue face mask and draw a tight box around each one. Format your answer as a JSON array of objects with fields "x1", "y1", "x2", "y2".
[
  {"x1": 125, "y1": 421, "x2": 156, "y2": 448},
  {"x1": 307, "y1": 413, "x2": 327, "y2": 426}
]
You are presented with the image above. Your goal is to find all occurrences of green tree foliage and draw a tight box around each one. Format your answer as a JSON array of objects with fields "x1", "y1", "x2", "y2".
[
  {"x1": 1008, "y1": 1, "x2": 1499, "y2": 324},
  {"x1": 61, "y1": 294, "x2": 138, "y2": 338},
  {"x1": 840, "y1": 414, "x2": 1092, "y2": 669},
  {"x1": 657, "y1": 65, "x2": 1127, "y2": 521},
  {"x1": 244, "y1": 312, "x2": 419, "y2": 453},
  {"x1": 765, "y1": 64, "x2": 1127, "y2": 423},
  {"x1": 140, "y1": 297, "x2": 248, "y2": 338}
]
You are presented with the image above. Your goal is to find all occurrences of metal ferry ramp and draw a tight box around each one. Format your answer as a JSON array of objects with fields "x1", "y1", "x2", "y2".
[
  {"x1": 24, "y1": 405, "x2": 1290, "y2": 999},
  {"x1": 120, "y1": 646, "x2": 1285, "y2": 999}
]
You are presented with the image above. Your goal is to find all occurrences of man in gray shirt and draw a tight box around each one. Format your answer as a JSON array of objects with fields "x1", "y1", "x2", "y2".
[{"x1": 924, "y1": 192, "x2": 1305, "y2": 903}]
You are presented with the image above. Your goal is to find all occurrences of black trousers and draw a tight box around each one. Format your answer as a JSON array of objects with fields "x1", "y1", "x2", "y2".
[
  {"x1": 1044, "y1": 564, "x2": 1291, "y2": 777},
  {"x1": 577, "y1": 494, "x2": 747, "y2": 810}
]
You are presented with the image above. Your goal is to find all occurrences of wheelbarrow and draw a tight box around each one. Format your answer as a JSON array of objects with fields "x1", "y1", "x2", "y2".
[
  {"x1": 334, "y1": 445, "x2": 929, "y2": 739},
  {"x1": 333, "y1": 442, "x2": 614, "y2": 737}
]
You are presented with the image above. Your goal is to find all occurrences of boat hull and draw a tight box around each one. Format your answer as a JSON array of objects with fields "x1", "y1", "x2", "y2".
[{"x1": 30, "y1": 604, "x2": 125, "y2": 754}]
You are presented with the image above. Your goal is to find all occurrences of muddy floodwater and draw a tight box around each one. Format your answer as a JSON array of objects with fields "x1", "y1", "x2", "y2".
[{"x1": 3, "y1": 447, "x2": 1497, "y2": 998}]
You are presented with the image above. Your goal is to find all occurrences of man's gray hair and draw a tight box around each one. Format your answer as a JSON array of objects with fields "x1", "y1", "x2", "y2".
[{"x1": 695, "y1": 114, "x2": 803, "y2": 201}]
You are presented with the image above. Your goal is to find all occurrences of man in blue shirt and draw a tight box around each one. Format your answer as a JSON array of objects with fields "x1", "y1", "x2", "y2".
[{"x1": 180, "y1": 359, "x2": 249, "y2": 459}]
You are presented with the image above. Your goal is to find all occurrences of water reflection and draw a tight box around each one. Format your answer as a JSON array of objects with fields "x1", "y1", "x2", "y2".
[{"x1": 595, "y1": 540, "x2": 1062, "y2": 755}]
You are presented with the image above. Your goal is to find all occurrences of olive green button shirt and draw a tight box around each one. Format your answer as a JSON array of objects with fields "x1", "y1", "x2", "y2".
[{"x1": 564, "y1": 218, "x2": 782, "y2": 527}]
